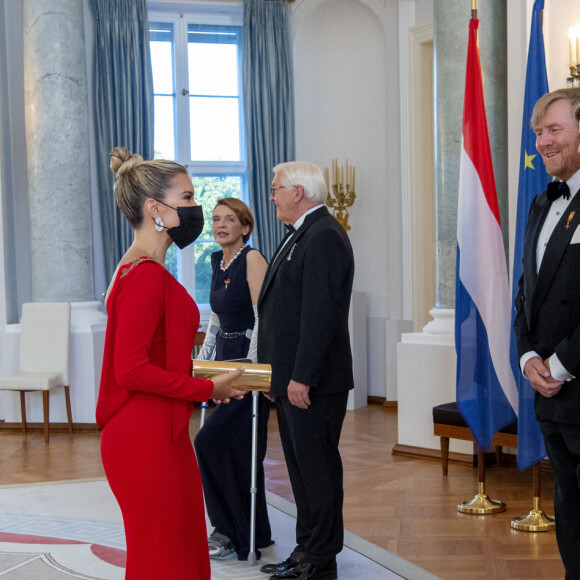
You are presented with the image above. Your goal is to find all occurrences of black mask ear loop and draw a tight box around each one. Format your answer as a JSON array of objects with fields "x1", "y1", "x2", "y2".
[{"x1": 151, "y1": 199, "x2": 172, "y2": 231}]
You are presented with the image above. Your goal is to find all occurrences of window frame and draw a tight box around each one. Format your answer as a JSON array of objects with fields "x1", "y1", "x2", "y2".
[{"x1": 148, "y1": 4, "x2": 247, "y2": 313}]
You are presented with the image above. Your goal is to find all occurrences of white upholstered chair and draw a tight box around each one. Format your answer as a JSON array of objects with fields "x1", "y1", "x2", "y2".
[{"x1": 0, "y1": 302, "x2": 72, "y2": 443}]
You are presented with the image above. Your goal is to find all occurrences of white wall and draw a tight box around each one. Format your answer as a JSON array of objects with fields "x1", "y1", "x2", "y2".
[
  {"x1": 289, "y1": 0, "x2": 409, "y2": 398},
  {"x1": 544, "y1": 1, "x2": 580, "y2": 92}
]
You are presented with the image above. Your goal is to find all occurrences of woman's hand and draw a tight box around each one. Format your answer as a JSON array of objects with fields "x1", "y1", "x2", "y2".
[{"x1": 210, "y1": 366, "x2": 247, "y2": 403}]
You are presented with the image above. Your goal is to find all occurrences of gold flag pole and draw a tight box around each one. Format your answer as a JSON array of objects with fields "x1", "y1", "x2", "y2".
[
  {"x1": 458, "y1": 447, "x2": 506, "y2": 514},
  {"x1": 511, "y1": 462, "x2": 555, "y2": 531},
  {"x1": 471, "y1": 0, "x2": 477, "y2": 19}
]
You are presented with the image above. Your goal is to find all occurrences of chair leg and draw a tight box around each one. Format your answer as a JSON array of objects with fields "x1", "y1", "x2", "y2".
[
  {"x1": 19, "y1": 392, "x2": 27, "y2": 434},
  {"x1": 42, "y1": 391, "x2": 50, "y2": 443},
  {"x1": 496, "y1": 445, "x2": 503, "y2": 467},
  {"x1": 64, "y1": 385, "x2": 73, "y2": 436},
  {"x1": 440, "y1": 436, "x2": 450, "y2": 476}
]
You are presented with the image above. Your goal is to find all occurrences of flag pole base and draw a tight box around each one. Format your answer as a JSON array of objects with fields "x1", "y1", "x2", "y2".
[
  {"x1": 458, "y1": 482, "x2": 506, "y2": 515},
  {"x1": 511, "y1": 497, "x2": 555, "y2": 532}
]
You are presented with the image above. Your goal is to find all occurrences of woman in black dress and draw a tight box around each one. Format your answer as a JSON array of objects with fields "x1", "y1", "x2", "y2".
[{"x1": 194, "y1": 198, "x2": 272, "y2": 561}]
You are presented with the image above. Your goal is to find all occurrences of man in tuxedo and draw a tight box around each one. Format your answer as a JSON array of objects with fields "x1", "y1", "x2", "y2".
[
  {"x1": 257, "y1": 161, "x2": 354, "y2": 580},
  {"x1": 514, "y1": 87, "x2": 580, "y2": 579}
]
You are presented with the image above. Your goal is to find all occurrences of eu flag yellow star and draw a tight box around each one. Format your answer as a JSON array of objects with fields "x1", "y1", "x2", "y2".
[{"x1": 524, "y1": 151, "x2": 537, "y2": 170}]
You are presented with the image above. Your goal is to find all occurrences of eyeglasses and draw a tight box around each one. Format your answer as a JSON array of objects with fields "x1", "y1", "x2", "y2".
[{"x1": 270, "y1": 185, "x2": 296, "y2": 196}]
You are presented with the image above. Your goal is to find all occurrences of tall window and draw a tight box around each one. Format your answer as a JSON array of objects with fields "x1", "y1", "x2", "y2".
[{"x1": 148, "y1": 6, "x2": 246, "y2": 306}]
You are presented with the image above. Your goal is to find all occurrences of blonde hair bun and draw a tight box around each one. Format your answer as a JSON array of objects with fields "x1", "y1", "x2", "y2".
[{"x1": 110, "y1": 146, "x2": 144, "y2": 178}]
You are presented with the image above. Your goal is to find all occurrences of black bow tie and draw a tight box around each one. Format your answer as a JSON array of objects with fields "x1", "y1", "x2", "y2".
[
  {"x1": 547, "y1": 181, "x2": 571, "y2": 202},
  {"x1": 285, "y1": 223, "x2": 295, "y2": 233}
]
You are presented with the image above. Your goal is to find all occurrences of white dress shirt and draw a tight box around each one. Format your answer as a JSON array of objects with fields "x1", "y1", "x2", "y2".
[{"x1": 274, "y1": 204, "x2": 324, "y2": 261}]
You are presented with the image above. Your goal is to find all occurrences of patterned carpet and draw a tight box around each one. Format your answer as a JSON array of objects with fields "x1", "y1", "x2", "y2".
[{"x1": 0, "y1": 480, "x2": 438, "y2": 579}]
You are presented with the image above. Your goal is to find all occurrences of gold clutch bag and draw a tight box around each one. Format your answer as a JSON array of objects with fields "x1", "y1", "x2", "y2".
[{"x1": 191, "y1": 360, "x2": 272, "y2": 391}]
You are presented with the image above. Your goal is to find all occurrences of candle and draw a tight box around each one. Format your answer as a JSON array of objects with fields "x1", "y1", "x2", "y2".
[
  {"x1": 569, "y1": 27, "x2": 577, "y2": 68},
  {"x1": 324, "y1": 167, "x2": 329, "y2": 192},
  {"x1": 352, "y1": 166, "x2": 356, "y2": 191}
]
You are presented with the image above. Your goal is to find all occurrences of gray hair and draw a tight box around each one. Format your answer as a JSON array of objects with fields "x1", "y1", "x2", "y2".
[{"x1": 273, "y1": 161, "x2": 328, "y2": 205}]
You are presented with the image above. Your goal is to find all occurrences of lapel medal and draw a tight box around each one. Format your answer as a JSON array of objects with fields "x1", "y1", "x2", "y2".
[
  {"x1": 287, "y1": 242, "x2": 297, "y2": 261},
  {"x1": 565, "y1": 211, "x2": 575, "y2": 230}
]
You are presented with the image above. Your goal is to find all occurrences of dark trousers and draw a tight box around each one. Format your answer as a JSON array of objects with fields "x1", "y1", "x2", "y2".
[
  {"x1": 194, "y1": 393, "x2": 271, "y2": 560},
  {"x1": 276, "y1": 391, "x2": 349, "y2": 566},
  {"x1": 540, "y1": 420, "x2": 580, "y2": 580}
]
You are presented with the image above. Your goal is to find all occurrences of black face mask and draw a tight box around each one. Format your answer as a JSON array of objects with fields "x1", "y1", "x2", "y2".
[
  {"x1": 169, "y1": 205, "x2": 204, "y2": 249},
  {"x1": 157, "y1": 202, "x2": 205, "y2": 249}
]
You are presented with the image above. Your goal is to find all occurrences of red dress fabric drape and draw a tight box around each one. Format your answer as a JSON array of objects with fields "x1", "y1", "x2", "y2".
[{"x1": 97, "y1": 259, "x2": 213, "y2": 579}]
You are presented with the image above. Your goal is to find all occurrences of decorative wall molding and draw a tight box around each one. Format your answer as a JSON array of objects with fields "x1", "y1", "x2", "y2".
[{"x1": 398, "y1": 0, "x2": 416, "y2": 322}]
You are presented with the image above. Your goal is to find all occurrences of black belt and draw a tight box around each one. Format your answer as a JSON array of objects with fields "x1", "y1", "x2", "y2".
[{"x1": 218, "y1": 329, "x2": 250, "y2": 339}]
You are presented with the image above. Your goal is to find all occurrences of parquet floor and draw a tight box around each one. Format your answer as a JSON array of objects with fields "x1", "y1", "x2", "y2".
[{"x1": 0, "y1": 403, "x2": 565, "y2": 579}]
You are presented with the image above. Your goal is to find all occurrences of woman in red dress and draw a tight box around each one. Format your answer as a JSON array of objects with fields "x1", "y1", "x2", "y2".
[{"x1": 97, "y1": 146, "x2": 246, "y2": 579}]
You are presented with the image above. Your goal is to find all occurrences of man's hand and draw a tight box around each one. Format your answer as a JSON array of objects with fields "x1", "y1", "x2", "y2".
[
  {"x1": 287, "y1": 380, "x2": 311, "y2": 409},
  {"x1": 523, "y1": 356, "x2": 564, "y2": 398}
]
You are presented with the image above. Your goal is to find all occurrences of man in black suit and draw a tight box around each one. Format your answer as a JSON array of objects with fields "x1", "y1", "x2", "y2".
[
  {"x1": 514, "y1": 87, "x2": 580, "y2": 579},
  {"x1": 257, "y1": 161, "x2": 354, "y2": 580}
]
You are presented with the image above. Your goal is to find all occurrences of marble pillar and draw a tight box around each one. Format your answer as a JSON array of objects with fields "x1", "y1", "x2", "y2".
[
  {"x1": 1, "y1": 0, "x2": 108, "y2": 427},
  {"x1": 434, "y1": 0, "x2": 507, "y2": 308},
  {"x1": 23, "y1": 0, "x2": 94, "y2": 302}
]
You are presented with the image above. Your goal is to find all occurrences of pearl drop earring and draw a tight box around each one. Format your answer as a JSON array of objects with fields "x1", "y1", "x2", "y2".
[{"x1": 154, "y1": 217, "x2": 165, "y2": 232}]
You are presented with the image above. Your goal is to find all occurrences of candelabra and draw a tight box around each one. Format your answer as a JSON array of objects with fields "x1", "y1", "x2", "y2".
[
  {"x1": 324, "y1": 158, "x2": 356, "y2": 231},
  {"x1": 567, "y1": 26, "x2": 580, "y2": 88},
  {"x1": 566, "y1": 65, "x2": 580, "y2": 88}
]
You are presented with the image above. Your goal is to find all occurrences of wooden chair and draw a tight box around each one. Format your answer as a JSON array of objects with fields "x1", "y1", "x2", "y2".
[
  {"x1": 193, "y1": 331, "x2": 206, "y2": 358},
  {"x1": 0, "y1": 302, "x2": 72, "y2": 443},
  {"x1": 433, "y1": 402, "x2": 517, "y2": 475}
]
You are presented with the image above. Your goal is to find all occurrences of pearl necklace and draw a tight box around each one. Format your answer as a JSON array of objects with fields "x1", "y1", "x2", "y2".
[{"x1": 220, "y1": 244, "x2": 247, "y2": 272}]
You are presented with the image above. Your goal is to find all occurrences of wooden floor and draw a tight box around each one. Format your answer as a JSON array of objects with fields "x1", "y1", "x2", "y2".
[{"x1": 0, "y1": 402, "x2": 565, "y2": 580}]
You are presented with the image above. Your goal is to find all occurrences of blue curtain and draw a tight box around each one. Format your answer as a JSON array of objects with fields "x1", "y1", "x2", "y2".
[
  {"x1": 89, "y1": 0, "x2": 154, "y2": 280},
  {"x1": 243, "y1": 0, "x2": 295, "y2": 260}
]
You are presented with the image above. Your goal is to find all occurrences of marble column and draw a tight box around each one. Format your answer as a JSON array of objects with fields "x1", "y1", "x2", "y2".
[
  {"x1": 434, "y1": 0, "x2": 507, "y2": 308},
  {"x1": 23, "y1": 0, "x2": 94, "y2": 302},
  {"x1": 5, "y1": 0, "x2": 108, "y2": 427}
]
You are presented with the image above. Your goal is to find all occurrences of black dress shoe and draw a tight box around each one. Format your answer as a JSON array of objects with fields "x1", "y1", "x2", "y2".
[
  {"x1": 269, "y1": 560, "x2": 338, "y2": 580},
  {"x1": 260, "y1": 555, "x2": 303, "y2": 574}
]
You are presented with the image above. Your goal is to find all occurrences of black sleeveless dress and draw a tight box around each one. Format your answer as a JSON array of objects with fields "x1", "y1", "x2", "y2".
[
  {"x1": 210, "y1": 246, "x2": 255, "y2": 360},
  {"x1": 194, "y1": 246, "x2": 272, "y2": 560}
]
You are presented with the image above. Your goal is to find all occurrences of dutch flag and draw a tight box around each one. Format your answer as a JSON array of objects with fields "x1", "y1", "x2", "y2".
[{"x1": 455, "y1": 17, "x2": 518, "y2": 450}]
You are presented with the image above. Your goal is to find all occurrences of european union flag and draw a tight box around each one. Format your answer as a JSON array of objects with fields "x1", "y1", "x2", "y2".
[{"x1": 510, "y1": 0, "x2": 551, "y2": 471}]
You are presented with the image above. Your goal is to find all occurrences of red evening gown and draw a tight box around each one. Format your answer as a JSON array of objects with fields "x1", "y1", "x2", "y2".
[{"x1": 97, "y1": 258, "x2": 214, "y2": 579}]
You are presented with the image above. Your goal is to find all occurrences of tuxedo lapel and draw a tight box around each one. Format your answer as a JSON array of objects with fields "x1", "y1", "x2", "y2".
[
  {"x1": 259, "y1": 229, "x2": 298, "y2": 303},
  {"x1": 258, "y1": 207, "x2": 329, "y2": 305},
  {"x1": 524, "y1": 195, "x2": 551, "y2": 291},
  {"x1": 532, "y1": 192, "x2": 580, "y2": 322}
]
